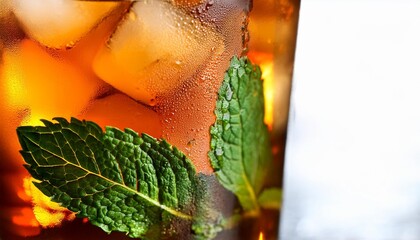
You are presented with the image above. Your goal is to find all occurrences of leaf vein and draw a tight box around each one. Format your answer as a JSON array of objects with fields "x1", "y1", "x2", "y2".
[{"x1": 23, "y1": 130, "x2": 192, "y2": 220}]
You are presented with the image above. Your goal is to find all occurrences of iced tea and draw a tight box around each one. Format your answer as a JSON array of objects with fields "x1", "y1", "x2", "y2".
[{"x1": 0, "y1": 0, "x2": 299, "y2": 239}]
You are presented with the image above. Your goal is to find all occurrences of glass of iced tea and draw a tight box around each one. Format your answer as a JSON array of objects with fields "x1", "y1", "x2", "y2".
[{"x1": 0, "y1": 0, "x2": 299, "y2": 239}]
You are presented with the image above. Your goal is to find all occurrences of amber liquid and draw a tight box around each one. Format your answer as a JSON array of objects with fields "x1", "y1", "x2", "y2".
[
  {"x1": 244, "y1": 0, "x2": 300, "y2": 239},
  {"x1": 0, "y1": 0, "x2": 299, "y2": 239}
]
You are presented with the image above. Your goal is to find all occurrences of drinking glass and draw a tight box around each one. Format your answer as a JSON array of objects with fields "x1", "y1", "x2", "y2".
[{"x1": 0, "y1": 0, "x2": 300, "y2": 239}]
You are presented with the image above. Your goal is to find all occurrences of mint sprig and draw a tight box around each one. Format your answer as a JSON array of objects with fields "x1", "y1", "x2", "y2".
[
  {"x1": 209, "y1": 56, "x2": 273, "y2": 214},
  {"x1": 17, "y1": 118, "x2": 199, "y2": 238},
  {"x1": 16, "y1": 56, "x2": 281, "y2": 239}
]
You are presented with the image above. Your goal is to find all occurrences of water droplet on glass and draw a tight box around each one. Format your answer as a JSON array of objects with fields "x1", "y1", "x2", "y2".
[
  {"x1": 215, "y1": 148, "x2": 223, "y2": 156},
  {"x1": 128, "y1": 11, "x2": 136, "y2": 21}
]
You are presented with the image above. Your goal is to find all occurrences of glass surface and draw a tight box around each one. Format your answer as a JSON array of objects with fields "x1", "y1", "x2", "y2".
[
  {"x1": 0, "y1": 0, "x2": 299, "y2": 239},
  {"x1": 281, "y1": 0, "x2": 420, "y2": 239}
]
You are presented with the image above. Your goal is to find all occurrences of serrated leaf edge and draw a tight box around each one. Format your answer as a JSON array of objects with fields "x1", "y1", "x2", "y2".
[
  {"x1": 19, "y1": 122, "x2": 193, "y2": 221},
  {"x1": 209, "y1": 56, "x2": 267, "y2": 214}
]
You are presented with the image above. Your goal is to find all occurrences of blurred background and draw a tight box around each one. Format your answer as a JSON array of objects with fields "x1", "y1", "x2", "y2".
[{"x1": 281, "y1": 0, "x2": 420, "y2": 239}]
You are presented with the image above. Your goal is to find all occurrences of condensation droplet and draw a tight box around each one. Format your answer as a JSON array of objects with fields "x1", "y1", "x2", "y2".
[
  {"x1": 188, "y1": 138, "x2": 195, "y2": 145},
  {"x1": 128, "y1": 11, "x2": 136, "y2": 21},
  {"x1": 65, "y1": 41, "x2": 75, "y2": 49},
  {"x1": 215, "y1": 148, "x2": 223, "y2": 156}
]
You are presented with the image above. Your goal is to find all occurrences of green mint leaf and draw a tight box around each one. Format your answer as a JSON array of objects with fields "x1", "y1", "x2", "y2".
[
  {"x1": 17, "y1": 117, "x2": 199, "y2": 239},
  {"x1": 209, "y1": 56, "x2": 273, "y2": 213},
  {"x1": 257, "y1": 188, "x2": 282, "y2": 210}
]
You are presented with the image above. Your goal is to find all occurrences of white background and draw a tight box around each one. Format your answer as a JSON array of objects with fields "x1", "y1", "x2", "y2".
[{"x1": 280, "y1": 1, "x2": 420, "y2": 239}]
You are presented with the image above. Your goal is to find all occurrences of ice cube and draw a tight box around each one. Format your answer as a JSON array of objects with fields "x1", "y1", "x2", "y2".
[
  {"x1": 0, "y1": 40, "x2": 106, "y2": 171},
  {"x1": 55, "y1": 3, "x2": 130, "y2": 77},
  {"x1": 93, "y1": 0, "x2": 224, "y2": 106},
  {"x1": 11, "y1": 0, "x2": 120, "y2": 48},
  {"x1": 1, "y1": 39, "x2": 108, "y2": 125},
  {"x1": 79, "y1": 93, "x2": 162, "y2": 138}
]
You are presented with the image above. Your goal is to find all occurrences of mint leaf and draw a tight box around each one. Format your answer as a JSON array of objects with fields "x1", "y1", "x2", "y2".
[
  {"x1": 17, "y1": 117, "x2": 199, "y2": 239},
  {"x1": 209, "y1": 56, "x2": 273, "y2": 213},
  {"x1": 257, "y1": 188, "x2": 282, "y2": 210}
]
